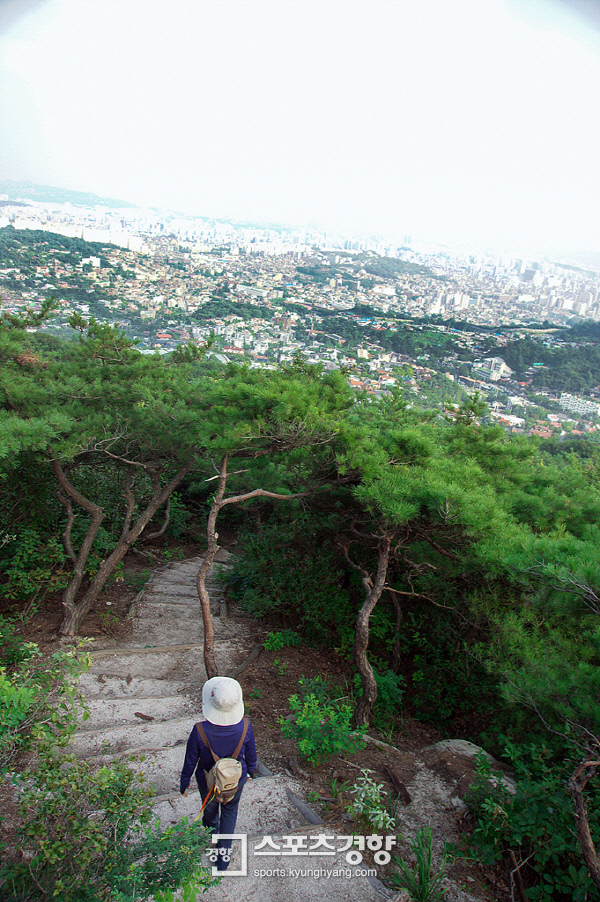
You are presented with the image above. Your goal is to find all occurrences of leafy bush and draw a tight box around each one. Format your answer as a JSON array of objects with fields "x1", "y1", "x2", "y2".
[
  {"x1": 0, "y1": 754, "x2": 215, "y2": 902},
  {"x1": 350, "y1": 771, "x2": 395, "y2": 831},
  {"x1": 263, "y1": 629, "x2": 302, "y2": 651},
  {"x1": 402, "y1": 608, "x2": 500, "y2": 730},
  {"x1": 0, "y1": 527, "x2": 69, "y2": 606},
  {"x1": 163, "y1": 491, "x2": 192, "y2": 538},
  {"x1": 228, "y1": 525, "x2": 356, "y2": 651},
  {"x1": 465, "y1": 744, "x2": 600, "y2": 901},
  {"x1": 279, "y1": 693, "x2": 365, "y2": 765},
  {"x1": 0, "y1": 642, "x2": 90, "y2": 772},
  {"x1": 296, "y1": 675, "x2": 337, "y2": 704},
  {"x1": 0, "y1": 524, "x2": 126, "y2": 609},
  {"x1": 0, "y1": 616, "x2": 30, "y2": 665}
]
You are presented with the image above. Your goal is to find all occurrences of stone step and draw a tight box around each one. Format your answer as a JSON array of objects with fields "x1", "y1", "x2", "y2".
[
  {"x1": 87, "y1": 638, "x2": 254, "y2": 681},
  {"x1": 79, "y1": 694, "x2": 196, "y2": 731},
  {"x1": 136, "y1": 599, "x2": 199, "y2": 612},
  {"x1": 71, "y1": 714, "x2": 197, "y2": 759},
  {"x1": 131, "y1": 609, "x2": 201, "y2": 630},
  {"x1": 150, "y1": 571, "x2": 197, "y2": 583},
  {"x1": 146, "y1": 584, "x2": 198, "y2": 597},
  {"x1": 129, "y1": 621, "x2": 204, "y2": 647},
  {"x1": 86, "y1": 745, "x2": 191, "y2": 795},
  {"x1": 78, "y1": 673, "x2": 186, "y2": 699},
  {"x1": 146, "y1": 579, "x2": 225, "y2": 596},
  {"x1": 127, "y1": 612, "x2": 228, "y2": 644},
  {"x1": 157, "y1": 561, "x2": 203, "y2": 574},
  {"x1": 138, "y1": 596, "x2": 201, "y2": 608},
  {"x1": 87, "y1": 648, "x2": 206, "y2": 683}
]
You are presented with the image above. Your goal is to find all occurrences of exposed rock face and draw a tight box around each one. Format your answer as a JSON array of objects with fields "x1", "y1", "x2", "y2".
[{"x1": 421, "y1": 739, "x2": 517, "y2": 807}]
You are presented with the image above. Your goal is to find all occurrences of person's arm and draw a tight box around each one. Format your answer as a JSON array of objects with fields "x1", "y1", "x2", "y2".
[
  {"x1": 244, "y1": 721, "x2": 258, "y2": 778},
  {"x1": 180, "y1": 727, "x2": 201, "y2": 794}
]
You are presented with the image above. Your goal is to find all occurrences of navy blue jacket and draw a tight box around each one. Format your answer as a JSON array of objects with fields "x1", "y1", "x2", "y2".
[{"x1": 180, "y1": 717, "x2": 257, "y2": 797}]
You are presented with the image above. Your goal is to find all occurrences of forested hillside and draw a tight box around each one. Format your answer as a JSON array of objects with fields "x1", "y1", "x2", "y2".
[
  {"x1": 501, "y1": 335, "x2": 600, "y2": 391},
  {"x1": 3, "y1": 308, "x2": 600, "y2": 900}
]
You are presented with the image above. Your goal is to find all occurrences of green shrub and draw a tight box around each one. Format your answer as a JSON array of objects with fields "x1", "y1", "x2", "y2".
[
  {"x1": 263, "y1": 629, "x2": 302, "y2": 651},
  {"x1": 402, "y1": 608, "x2": 500, "y2": 730},
  {"x1": 296, "y1": 675, "x2": 337, "y2": 704},
  {"x1": 163, "y1": 491, "x2": 191, "y2": 538},
  {"x1": 464, "y1": 745, "x2": 599, "y2": 901},
  {"x1": 0, "y1": 527, "x2": 70, "y2": 605},
  {"x1": 0, "y1": 524, "x2": 126, "y2": 609},
  {"x1": 0, "y1": 616, "x2": 30, "y2": 665},
  {"x1": 279, "y1": 693, "x2": 365, "y2": 765},
  {"x1": 228, "y1": 526, "x2": 356, "y2": 651},
  {"x1": 0, "y1": 642, "x2": 90, "y2": 773},
  {"x1": 350, "y1": 771, "x2": 395, "y2": 831},
  {"x1": 0, "y1": 754, "x2": 215, "y2": 902}
]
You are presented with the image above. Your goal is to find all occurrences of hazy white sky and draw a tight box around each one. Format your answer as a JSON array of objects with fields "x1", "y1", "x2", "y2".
[{"x1": 1, "y1": 0, "x2": 600, "y2": 253}]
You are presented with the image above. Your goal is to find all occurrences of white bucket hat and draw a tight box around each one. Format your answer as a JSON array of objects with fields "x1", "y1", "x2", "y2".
[{"x1": 202, "y1": 677, "x2": 244, "y2": 725}]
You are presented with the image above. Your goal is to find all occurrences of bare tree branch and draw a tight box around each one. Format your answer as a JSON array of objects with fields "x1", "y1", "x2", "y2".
[
  {"x1": 336, "y1": 540, "x2": 372, "y2": 590},
  {"x1": 205, "y1": 468, "x2": 249, "y2": 483},
  {"x1": 97, "y1": 447, "x2": 157, "y2": 471},
  {"x1": 59, "y1": 460, "x2": 193, "y2": 635},
  {"x1": 143, "y1": 496, "x2": 171, "y2": 541},
  {"x1": 220, "y1": 487, "x2": 310, "y2": 508}
]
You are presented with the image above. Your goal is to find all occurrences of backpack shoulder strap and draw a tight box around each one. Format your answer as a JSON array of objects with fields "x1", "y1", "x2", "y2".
[
  {"x1": 231, "y1": 717, "x2": 249, "y2": 760},
  {"x1": 196, "y1": 722, "x2": 219, "y2": 764},
  {"x1": 196, "y1": 718, "x2": 249, "y2": 763}
]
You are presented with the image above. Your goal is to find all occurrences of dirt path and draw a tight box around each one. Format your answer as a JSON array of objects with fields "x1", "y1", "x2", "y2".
[{"x1": 72, "y1": 552, "x2": 396, "y2": 902}]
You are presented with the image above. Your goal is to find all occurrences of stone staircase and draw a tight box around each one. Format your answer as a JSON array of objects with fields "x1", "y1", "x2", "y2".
[{"x1": 72, "y1": 551, "x2": 391, "y2": 901}]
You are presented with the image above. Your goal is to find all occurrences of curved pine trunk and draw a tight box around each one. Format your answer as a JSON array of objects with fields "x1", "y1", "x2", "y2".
[
  {"x1": 353, "y1": 537, "x2": 391, "y2": 728},
  {"x1": 197, "y1": 455, "x2": 229, "y2": 680},
  {"x1": 52, "y1": 459, "x2": 105, "y2": 634},
  {"x1": 569, "y1": 756, "x2": 600, "y2": 891},
  {"x1": 196, "y1": 455, "x2": 308, "y2": 680},
  {"x1": 197, "y1": 549, "x2": 218, "y2": 680}
]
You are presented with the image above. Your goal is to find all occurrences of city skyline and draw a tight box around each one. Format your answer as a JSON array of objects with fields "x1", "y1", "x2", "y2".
[{"x1": 1, "y1": 0, "x2": 600, "y2": 256}]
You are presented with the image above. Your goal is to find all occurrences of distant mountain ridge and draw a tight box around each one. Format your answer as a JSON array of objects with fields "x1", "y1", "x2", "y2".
[{"x1": 0, "y1": 179, "x2": 137, "y2": 209}]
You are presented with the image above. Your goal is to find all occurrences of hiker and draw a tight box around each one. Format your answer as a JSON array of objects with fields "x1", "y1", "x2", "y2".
[{"x1": 180, "y1": 676, "x2": 257, "y2": 871}]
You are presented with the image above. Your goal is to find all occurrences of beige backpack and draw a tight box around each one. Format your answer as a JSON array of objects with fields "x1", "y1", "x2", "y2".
[{"x1": 196, "y1": 718, "x2": 249, "y2": 804}]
